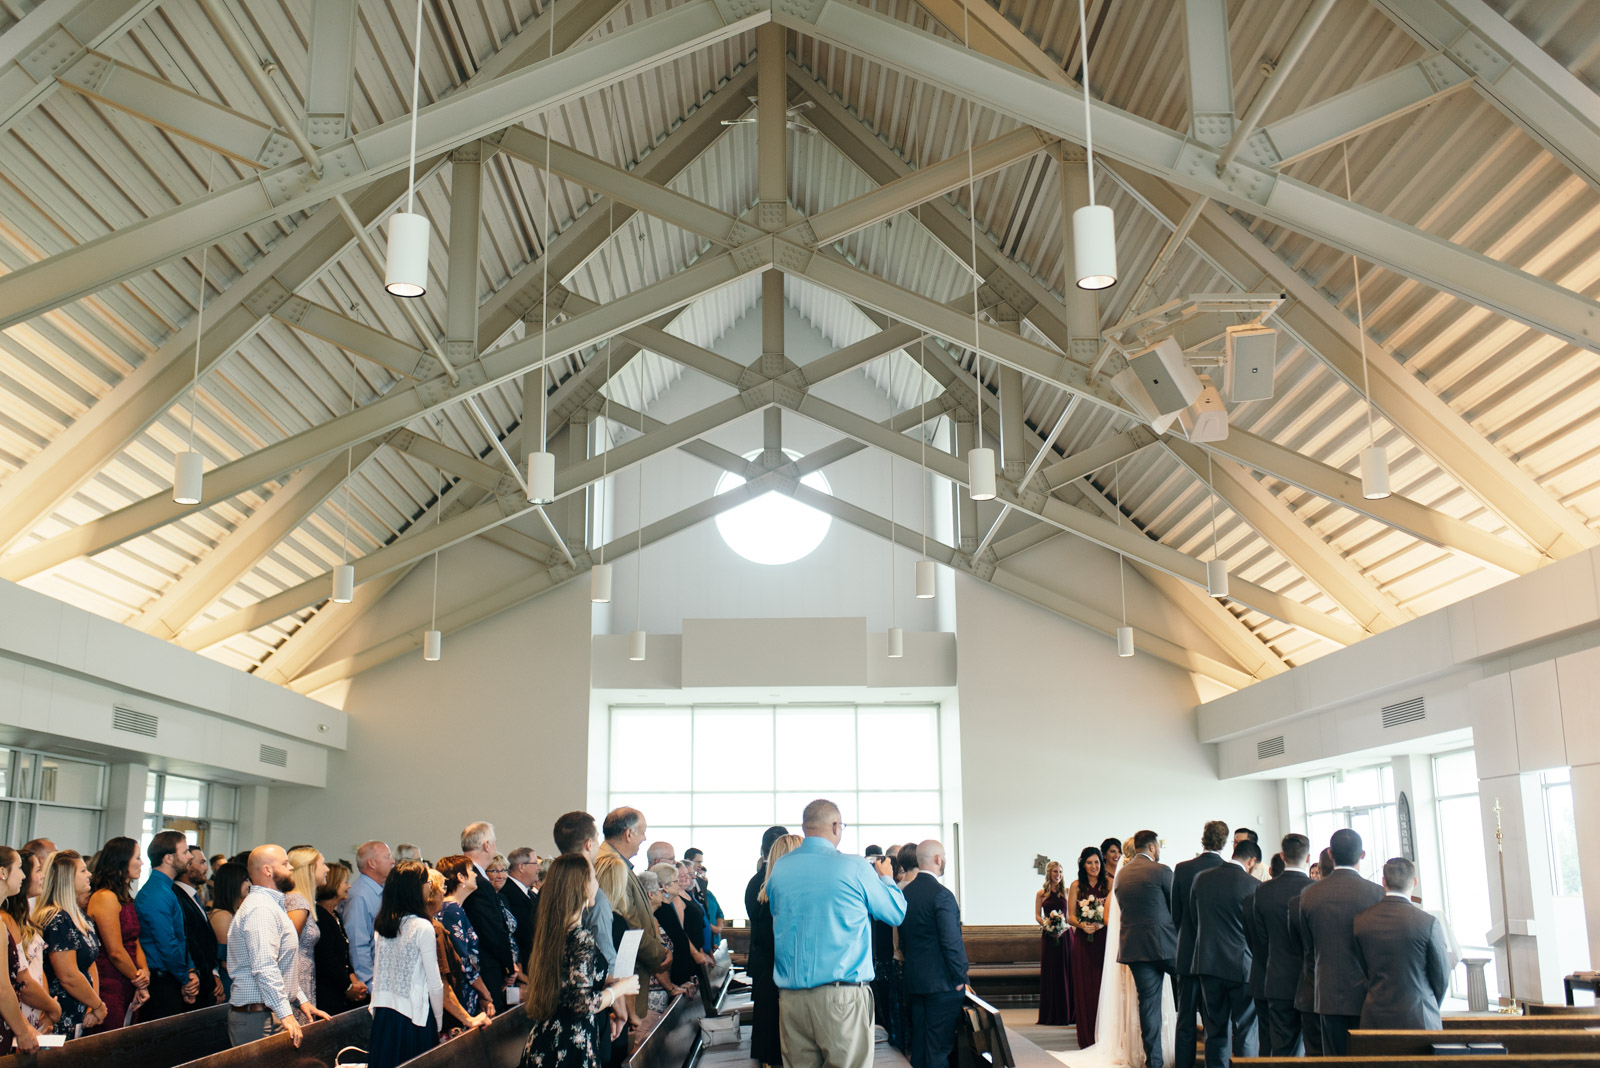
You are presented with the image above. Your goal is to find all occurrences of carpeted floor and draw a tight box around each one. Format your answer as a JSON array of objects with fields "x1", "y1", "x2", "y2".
[{"x1": 998, "y1": 1008, "x2": 1082, "y2": 1054}]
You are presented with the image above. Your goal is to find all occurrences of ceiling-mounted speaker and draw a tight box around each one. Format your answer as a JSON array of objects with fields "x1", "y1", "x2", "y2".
[
  {"x1": 1188, "y1": 377, "x2": 1229, "y2": 443},
  {"x1": 1224, "y1": 325, "x2": 1277, "y2": 403},
  {"x1": 1129, "y1": 337, "x2": 1203, "y2": 414},
  {"x1": 1112, "y1": 367, "x2": 1182, "y2": 434}
]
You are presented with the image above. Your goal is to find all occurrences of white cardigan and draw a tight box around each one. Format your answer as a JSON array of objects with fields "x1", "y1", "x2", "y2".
[{"x1": 369, "y1": 914, "x2": 445, "y2": 1028}]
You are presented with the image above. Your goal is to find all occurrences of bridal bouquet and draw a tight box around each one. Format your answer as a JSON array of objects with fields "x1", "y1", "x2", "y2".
[
  {"x1": 1042, "y1": 910, "x2": 1068, "y2": 942},
  {"x1": 1078, "y1": 897, "x2": 1106, "y2": 942}
]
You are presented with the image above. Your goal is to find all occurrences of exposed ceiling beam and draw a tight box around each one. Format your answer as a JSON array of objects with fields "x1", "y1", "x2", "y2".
[
  {"x1": 1182, "y1": 0, "x2": 1236, "y2": 147},
  {"x1": 0, "y1": 246, "x2": 770, "y2": 581},
  {"x1": 1112, "y1": 167, "x2": 1596, "y2": 558},
  {"x1": 303, "y1": 0, "x2": 358, "y2": 148},
  {"x1": 783, "y1": 0, "x2": 1600, "y2": 356},
  {"x1": 0, "y1": 0, "x2": 163, "y2": 133},
  {"x1": 912, "y1": 0, "x2": 1076, "y2": 89},
  {"x1": 0, "y1": 0, "x2": 769, "y2": 328},
  {"x1": 272, "y1": 299, "x2": 441, "y2": 380},
  {"x1": 1371, "y1": 0, "x2": 1600, "y2": 194},
  {"x1": 0, "y1": 0, "x2": 661, "y2": 556}
]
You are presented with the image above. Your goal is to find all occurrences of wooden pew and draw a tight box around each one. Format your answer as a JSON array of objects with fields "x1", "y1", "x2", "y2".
[
  {"x1": 1350, "y1": 1029, "x2": 1600, "y2": 1056},
  {"x1": 1534, "y1": 1004, "x2": 1600, "y2": 1016},
  {"x1": 0, "y1": 1003, "x2": 231, "y2": 1068},
  {"x1": 962, "y1": 926, "x2": 1042, "y2": 1001},
  {"x1": 1239, "y1": 1057, "x2": 1600, "y2": 1067},
  {"x1": 172, "y1": 1006, "x2": 370, "y2": 1068},
  {"x1": 628, "y1": 992, "x2": 705, "y2": 1068},
  {"x1": 1446, "y1": 1015, "x2": 1600, "y2": 1030},
  {"x1": 396, "y1": 1007, "x2": 529, "y2": 1068}
]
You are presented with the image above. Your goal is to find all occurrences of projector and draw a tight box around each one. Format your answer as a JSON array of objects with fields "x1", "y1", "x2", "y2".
[
  {"x1": 1224, "y1": 325, "x2": 1277, "y2": 403},
  {"x1": 1129, "y1": 337, "x2": 1203, "y2": 414}
]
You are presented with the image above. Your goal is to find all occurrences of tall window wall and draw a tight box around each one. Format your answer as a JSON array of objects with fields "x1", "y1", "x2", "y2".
[
  {"x1": 143, "y1": 772, "x2": 239, "y2": 863},
  {"x1": 0, "y1": 748, "x2": 106, "y2": 850},
  {"x1": 1302, "y1": 764, "x2": 1399, "y2": 881},
  {"x1": 608, "y1": 704, "x2": 943, "y2": 921},
  {"x1": 1432, "y1": 749, "x2": 1492, "y2": 998}
]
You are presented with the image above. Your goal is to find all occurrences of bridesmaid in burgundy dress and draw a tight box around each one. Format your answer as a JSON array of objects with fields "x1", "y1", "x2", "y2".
[
  {"x1": 1034, "y1": 861, "x2": 1074, "y2": 1026},
  {"x1": 1067, "y1": 846, "x2": 1111, "y2": 1048},
  {"x1": 84, "y1": 838, "x2": 149, "y2": 1032}
]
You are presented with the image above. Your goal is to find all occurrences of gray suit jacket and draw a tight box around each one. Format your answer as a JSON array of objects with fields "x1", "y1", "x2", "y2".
[
  {"x1": 1354, "y1": 896, "x2": 1451, "y2": 1030},
  {"x1": 1190, "y1": 862, "x2": 1258, "y2": 985},
  {"x1": 1115, "y1": 854, "x2": 1177, "y2": 968},
  {"x1": 1173, "y1": 851, "x2": 1225, "y2": 975},
  {"x1": 1253, "y1": 869, "x2": 1311, "y2": 1002},
  {"x1": 1299, "y1": 868, "x2": 1386, "y2": 1016}
]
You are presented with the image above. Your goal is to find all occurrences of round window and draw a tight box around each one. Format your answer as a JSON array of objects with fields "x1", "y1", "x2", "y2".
[{"x1": 713, "y1": 450, "x2": 833, "y2": 565}]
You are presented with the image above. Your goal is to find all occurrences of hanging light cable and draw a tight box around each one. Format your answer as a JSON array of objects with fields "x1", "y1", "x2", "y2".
[
  {"x1": 173, "y1": 154, "x2": 216, "y2": 506},
  {"x1": 331, "y1": 360, "x2": 357, "y2": 603},
  {"x1": 527, "y1": 9, "x2": 559, "y2": 505},
  {"x1": 592, "y1": 174, "x2": 617, "y2": 603},
  {"x1": 888, "y1": 402, "x2": 903, "y2": 658},
  {"x1": 1073, "y1": 0, "x2": 1117, "y2": 290},
  {"x1": 961, "y1": 1, "x2": 996, "y2": 502},
  {"x1": 384, "y1": 0, "x2": 429, "y2": 297},
  {"x1": 423, "y1": 465, "x2": 443, "y2": 661},
  {"x1": 628, "y1": 455, "x2": 646, "y2": 661},
  {"x1": 1116, "y1": 460, "x2": 1133, "y2": 657},
  {"x1": 1205, "y1": 453, "x2": 1228, "y2": 598},
  {"x1": 1343, "y1": 144, "x2": 1390, "y2": 500},
  {"x1": 915, "y1": 322, "x2": 936, "y2": 598}
]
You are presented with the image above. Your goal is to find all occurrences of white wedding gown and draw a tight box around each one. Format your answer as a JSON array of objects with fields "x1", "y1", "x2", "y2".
[{"x1": 1050, "y1": 857, "x2": 1177, "y2": 1068}]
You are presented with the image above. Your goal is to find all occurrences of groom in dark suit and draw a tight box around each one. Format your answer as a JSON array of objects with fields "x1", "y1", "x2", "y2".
[
  {"x1": 1173, "y1": 821, "x2": 1229, "y2": 1068},
  {"x1": 1190, "y1": 840, "x2": 1262, "y2": 1068},
  {"x1": 1353, "y1": 858, "x2": 1451, "y2": 1030},
  {"x1": 1115, "y1": 829, "x2": 1177, "y2": 1068},
  {"x1": 1299, "y1": 829, "x2": 1384, "y2": 1055},
  {"x1": 901, "y1": 840, "x2": 969, "y2": 1068}
]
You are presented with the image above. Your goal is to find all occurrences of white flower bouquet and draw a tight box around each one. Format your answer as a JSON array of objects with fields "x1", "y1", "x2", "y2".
[
  {"x1": 1078, "y1": 897, "x2": 1106, "y2": 942},
  {"x1": 1043, "y1": 909, "x2": 1068, "y2": 942}
]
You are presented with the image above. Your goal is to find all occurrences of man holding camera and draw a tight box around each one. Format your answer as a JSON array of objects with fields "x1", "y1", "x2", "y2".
[{"x1": 766, "y1": 799, "x2": 907, "y2": 1068}]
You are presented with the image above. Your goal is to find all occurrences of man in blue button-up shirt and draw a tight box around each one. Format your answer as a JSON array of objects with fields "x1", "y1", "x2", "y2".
[
  {"x1": 340, "y1": 840, "x2": 392, "y2": 985},
  {"x1": 136, "y1": 830, "x2": 200, "y2": 1019},
  {"x1": 767, "y1": 798, "x2": 906, "y2": 1068}
]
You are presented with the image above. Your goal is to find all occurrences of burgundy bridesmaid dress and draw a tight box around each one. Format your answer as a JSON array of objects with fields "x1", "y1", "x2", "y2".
[
  {"x1": 1070, "y1": 884, "x2": 1109, "y2": 1047},
  {"x1": 1037, "y1": 891, "x2": 1074, "y2": 1025}
]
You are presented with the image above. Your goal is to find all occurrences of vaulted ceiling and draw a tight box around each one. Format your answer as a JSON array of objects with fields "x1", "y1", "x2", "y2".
[{"x1": 0, "y1": 0, "x2": 1595, "y2": 695}]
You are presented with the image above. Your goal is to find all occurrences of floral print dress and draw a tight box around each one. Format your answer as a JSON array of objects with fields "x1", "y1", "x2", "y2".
[
  {"x1": 520, "y1": 927, "x2": 606, "y2": 1068},
  {"x1": 42, "y1": 912, "x2": 100, "y2": 1032},
  {"x1": 440, "y1": 900, "x2": 484, "y2": 1014}
]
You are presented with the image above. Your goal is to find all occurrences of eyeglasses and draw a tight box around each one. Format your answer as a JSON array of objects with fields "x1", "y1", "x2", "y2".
[{"x1": 486, "y1": 868, "x2": 508, "y2": 875}]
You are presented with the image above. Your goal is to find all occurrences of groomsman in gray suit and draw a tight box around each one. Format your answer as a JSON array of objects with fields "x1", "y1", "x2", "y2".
[
  {"x1": 1254, "y1": 834, "x2": 1312, "y2": 1056},
  {"x1": 1354, "y1": 858, "x2": 1451, "y2": 1030},
  {"x1": 1298, "y1": 829, "x2": 1385, "y2": 1055},
  {"x1": 1190, "y1": 840, "x2": 1262, "y2": 1068},
  {"x1": 1172, "y1": 821, "x2": 1229, "y2": 1068},
  {"x1": 1115, "y1": 830, "x2": 1178, "y2": 1068}
]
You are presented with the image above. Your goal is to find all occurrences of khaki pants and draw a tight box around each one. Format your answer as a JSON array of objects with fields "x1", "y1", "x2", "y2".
[
  {"x1": 226, "y1": 1007, "x2": 285, "y2": 1046},
  {"x1": 779, "y1": 983, "x2": 875, "y2": 1068}
]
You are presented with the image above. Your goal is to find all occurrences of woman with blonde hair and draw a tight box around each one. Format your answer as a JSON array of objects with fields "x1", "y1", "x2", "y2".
[
  {"x1": 519, "y1": 854, "x2": 637, "y2": 1068},
  {"x1": 750, "y1": 833, "x2": 802, "y2": 1068},
  {"x1": 285, "y1": 845, "x2": 327, "y2": 1020},
  {"x1": 1035, "y1": 859, "x2": 1073, "y2": 1026},
  {"x1": 35, "y1": 852, "x2": 107, "y2": 1036}
]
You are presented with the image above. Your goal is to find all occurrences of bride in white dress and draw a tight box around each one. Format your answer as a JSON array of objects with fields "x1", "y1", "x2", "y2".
[{"x1": 1052, "y1": 838, "x2": 1177, "y2": 1068}]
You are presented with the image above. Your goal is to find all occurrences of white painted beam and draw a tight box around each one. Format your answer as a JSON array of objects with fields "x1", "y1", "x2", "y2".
[
  {"x1": 1183, "y1": 0, "x2": 1235, "y2": 146},
  {"x1": 0, "y1": 0, "x2": 772, "y2": 327},
  {"x1": 1372, "y1": 0, "x2": 1600, "y2": 193},
  {"x1": 787, "y1": 0, "x2": 1600, "y2": 356},
  {"x1": 0, "y1": 0, "x2": 163, "y2": 133},
  {"x1": 304, "y1": 0, "x2": 358, "y2": 147},
  {"x1": 757, "y1": 21, "x2": 787, "y2": 222},
  {"x1": 272, "y1": 298, "x2": 440, "y2": 379}
]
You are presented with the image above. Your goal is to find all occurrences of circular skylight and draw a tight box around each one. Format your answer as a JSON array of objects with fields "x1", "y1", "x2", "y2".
[{"x1": 713, "y1": 450, "x2": 833, "y2": 565}]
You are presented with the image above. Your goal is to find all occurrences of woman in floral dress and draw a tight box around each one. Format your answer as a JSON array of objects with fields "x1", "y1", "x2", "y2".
[
  {"x1": 437, "y1": 855, "x2": 496, "y2": 1017},
  {"x1": 520, "y1": 855, "x2": 638, "y2": 1068}
]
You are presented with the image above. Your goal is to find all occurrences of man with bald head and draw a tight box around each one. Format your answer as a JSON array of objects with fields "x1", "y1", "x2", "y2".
[
  {"x1": 226, "y1": 846, "x2": 331, "y2": 1047},
  {"x1": 901, "y1": 840, "x2": 968, "y2": 1068},
  {"x1": 342, "y1": 839, "x2": 392, "y2": 987},
  {"x1": 766, "y1": 799, "x2": 907, "y2": 1068}
]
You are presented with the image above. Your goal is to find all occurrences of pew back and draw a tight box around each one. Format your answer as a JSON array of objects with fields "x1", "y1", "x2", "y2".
[
  {"x1": 1445, "y1": 1015, "x2": 1600, "y2": 1030},
  {"x1": 398, "y1": 1006, "x2": 529, "y2": 1068},
  {"x1": 1350, "y1": 1029, "x2": 1600, "y2": 1056},
  {"x1": 173, "y1": 1007, "x2": 370, "y2": 1068},
  {"x1": 1534, "y1": 1004, "x2": 1600, "y2": 1016},
  {"x1": 0, "y1": 1003, "x2": 231, "y2": 1068},
  {"x1": 628, "y1": 992, "x2": 706, "y2": 1068},
  {"x1": 1239, "y1": 1056, "x2": 1600, "y2": 1067}
]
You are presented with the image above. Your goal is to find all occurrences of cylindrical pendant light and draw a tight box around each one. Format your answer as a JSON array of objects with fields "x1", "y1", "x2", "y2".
[
  {"x1": 423, "y1": 629, "x2": 442, "y2": 661},
  {"x1": 385, "y1": 0, "x2": 429, "y2": 298},
  {"x1": 526, "y1": 450, "x2": 555, "y2": 504},
  {"x1": 915, "y1": 558, "x2": 936, "y2": 599},
  {"x1": 1206, "y1": 556, "x2": 1229, "y2": 598},
  {"x1": 332, "y1": 563, "x2": 355, "y2": 603},
  {"x1": 1072, "y1": 0, "x2": 1117, "y2": 290},
  {"x1": 1117, "y1": 625, "x2": 1134, "y2": 658},
  {"x1": 1361, "y1": 445, "x2": 1390, "y2": 500},
  {"x1": 967, "y1": 446, "x2": 997, "y2": 501},
  {"x1": 888, "y1": 627, "x2": 905, "y2": 659},
  {"x1": 175, "y1": 154, "x2": 215, "y2": 505},
  {"x1": 628, "y1": 629, "x2": 647, "y2": 662},
  {"x1": 1073, "y1": 204, "x2": 1118, "y2": 291},
  {"x1": 590, "y1": 562, "x2": 613, "y2": 603},
  {"x1": 384, "y1": 212, "x2": 429, "y2": 297},
  {"x1": 173, "y1": 450, "x2": 204, "y2": 506}
]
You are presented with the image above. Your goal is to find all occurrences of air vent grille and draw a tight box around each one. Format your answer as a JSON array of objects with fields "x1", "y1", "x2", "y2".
[
  {"x1": 1257, "y1": 735, "x2": 1286, "y2": 760},
  {"x1": 258, "y1": 744, "x2": 288, "y2": 768},
  {"x1": 112, "y1": 707, "x2": 158, "y2": 738},
  {"x1": 1382, "y1": 697, "x2": 1426, "y2": 728}
]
